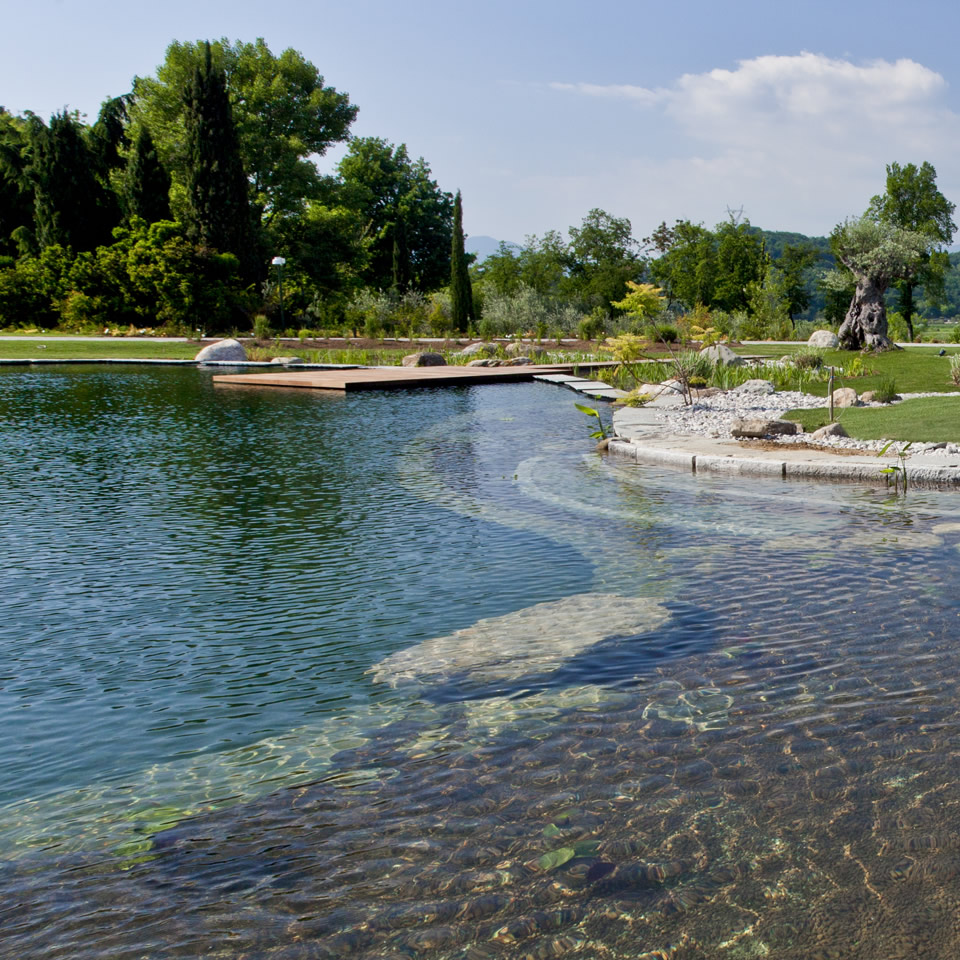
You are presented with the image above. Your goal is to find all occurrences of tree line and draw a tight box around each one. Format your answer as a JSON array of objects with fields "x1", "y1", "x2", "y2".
[{"x1": 0, "y1": 40, "x2": 956, "y2": 343}]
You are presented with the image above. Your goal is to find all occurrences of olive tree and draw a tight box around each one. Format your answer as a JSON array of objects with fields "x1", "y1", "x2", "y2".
[{"x1": 829, "y1": 216, "x2": 928, "y2": 351}]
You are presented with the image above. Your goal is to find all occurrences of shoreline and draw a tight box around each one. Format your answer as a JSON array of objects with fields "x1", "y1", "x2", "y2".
[{"x1": 609, "y1": 391, "x2": 960, "y2": 488}]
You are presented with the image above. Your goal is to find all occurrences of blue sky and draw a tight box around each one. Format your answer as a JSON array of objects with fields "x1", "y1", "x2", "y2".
[{"x1": 5, "y1": 0, "x2": 960, "y2": 244}]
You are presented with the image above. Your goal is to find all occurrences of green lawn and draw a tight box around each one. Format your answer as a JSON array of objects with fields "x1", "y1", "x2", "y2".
[
  {"x1": 0, "y1": 339, "x2": 203, "y2": 360},
  {"x1": 785, "y1": 396, "x2": 960, "y2": 443},
  {"x1": 735, "y1": 344, "x2": 960, "y2": 397}
]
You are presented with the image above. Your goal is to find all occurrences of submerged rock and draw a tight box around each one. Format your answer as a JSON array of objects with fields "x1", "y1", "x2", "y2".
[{"x1": 370, "y1": 593, "x2": 671, "y2": 688}]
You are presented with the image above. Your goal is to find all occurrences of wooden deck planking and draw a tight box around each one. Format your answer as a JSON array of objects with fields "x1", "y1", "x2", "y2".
[{"x1": 212, "y1": 362, "x2": 619, "y2": 392}]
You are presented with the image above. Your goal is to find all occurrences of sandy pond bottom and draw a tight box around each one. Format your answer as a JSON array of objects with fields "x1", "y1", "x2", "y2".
[{"x1": 4, "y1": 370, "x2": 960, "y2": 958}]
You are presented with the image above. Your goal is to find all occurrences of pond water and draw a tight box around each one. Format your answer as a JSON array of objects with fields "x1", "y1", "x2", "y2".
[{"x1": 3, "y1": 366, "x2": 960, "y2": 958}]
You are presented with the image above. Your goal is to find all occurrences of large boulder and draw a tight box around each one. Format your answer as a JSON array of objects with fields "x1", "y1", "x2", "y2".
[
  {"x1": 831, "y1": 387, "x2": 859, "y2": 408},
  {"x1": 467, "y1": 358, "x2": 501, "y2": 367},
  {"x1": 195, "y1": 338, "x2": 247, "y2": 362},
  {"x1": 731, "y1": 379, "x2": 775, "y2": 395},
  {"x1": 459, "y1": 341, "x2": 498, "y2": 357},
  {"x1": 812, "y1": 422, "x2": 848, "y2": 440},
  {"x1": 731, "y1": 418, "x2": 800, "y2": 439},
  {"x1": 808, "y1": 329, "x2": 839, "y2": 348},
  {"x1": 506, "y1": 341, "x2": 547, "y2": 358},
  {"x1": 402, "y1": 352, "x2": 447, "y2": 367},
  {"x1": 699, "y1": 343, "x2": 744, "y2": 367}
]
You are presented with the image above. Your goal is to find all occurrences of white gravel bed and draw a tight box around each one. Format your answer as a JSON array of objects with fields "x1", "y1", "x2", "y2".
[{"x1": 655, "y1": 389, "x2": 960, "y2": 456}]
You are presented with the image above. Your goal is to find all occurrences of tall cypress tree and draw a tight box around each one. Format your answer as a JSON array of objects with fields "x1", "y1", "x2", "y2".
[
  {"x1": 126, "y1": 127, "x2": 172, "y2": 224},
  {"x1": 183, "y1": 42, "x2": 256, "y2": 277},
  {"x1": 30, "y1": 111, "x2": 115, "y2": 251},
  {"x1": 450, "y1": 190, "x2": 473, "y2": 332}
]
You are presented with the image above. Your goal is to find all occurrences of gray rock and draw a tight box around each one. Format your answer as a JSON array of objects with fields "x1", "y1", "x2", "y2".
[
  {"x1": 506, "y1": 341, "x2": 547, "y2": 358},
  {"x1": 505, "y1": 356, "x2": 533, "y2": 365},
  {"x1": 699, "y1": 343, "x2": 744, "y2": 367},
  {"x1": 401, "y1": 352, "x2": 447, "y2": 367},
  {"x1": 831, "y1": 387, "x2": 859, "y2": 407},
  {"x1": 467, "y1": 358, "x2": 501, "y2": 367},
  {"x1": 459, "y1": 341, "x2": 498, "y2": 357},
  {"x1": 195, "y1": 338, "x2": 247, "y2": 362},
  {"x1": 731, "y1": 418, "x2": 800, "y2": 438},
  {"x1": 812, "y1": 422, "x2": 848, "y2": 440},
  {"x1": 732, "y1": 379, "x2": 776, "y2": 395},
  {"x1": 808, "y1": 329, "x2": 839, "y2": 348},
  {"x1": 270, "y1": 356, "x2": 304, "y2": 364}
]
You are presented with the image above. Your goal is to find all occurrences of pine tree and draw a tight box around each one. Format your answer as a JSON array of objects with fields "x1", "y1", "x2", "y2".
[
  {"x1": 450, "y1": 190, "x2": 473, "y2": 332},
  {"x1": 30, "y1": 111, "x2": 116, "y2": 251},
  {"x1": 126, "y1": 127, "x2": 172, "y2": 224},
  {"x1": 183, "y1": 43, "x2": 256, "y2": 277}
]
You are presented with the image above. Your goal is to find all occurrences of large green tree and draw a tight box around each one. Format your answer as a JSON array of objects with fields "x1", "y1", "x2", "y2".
[
  {"x1": 649, "y1": 220, "x2": 717, "y2": 309},
  {"x1": 0, "y1": 109, "x2": 33, "y2": 257},
  {"x1": 773, "y1": 242, "x2": 820, "y2": 323},
  {"x1": 29, "y1": 111, "x2": 117, "y2": 252},
  {"x1": 131, "y1": 38, "x2": 356, "y2": 226},
  {"x1": 868, "y1": 161, "x2": 956, "y2": 341},
  {"x1": 125, "y1": 127, "x2": 172, "y2": 224},
  {"x1": 183, "y1": 43, "x2": 256, "y2": 277},
  {"x1": 830, "y1": 215, "x2": 929, "y2": 350},
  {"x1": 337, "y1": 137, "x2": 452, "y2": 292},
  {"x1": 565, "y1": 208, "x2": 643, "y2": 308}
]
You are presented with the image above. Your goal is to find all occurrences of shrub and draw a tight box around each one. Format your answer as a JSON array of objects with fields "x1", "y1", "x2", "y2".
[
  {"x1": 252, "y1": 314, "x2": 271, "y2": 340},
  {"x1": 792, "y1": 349, "x2": 824, "y2": 370},
  {"x1": 950, "y1": 354, "x2": 960, "y2": 386},
  {"x1": 873, "y1": 376, "x2": 899, "y2": 403}
]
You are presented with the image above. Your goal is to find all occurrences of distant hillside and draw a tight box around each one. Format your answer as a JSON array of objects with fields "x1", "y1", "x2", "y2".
[{"x1": 466, "y1": 235, "x2": 522, "y2": 262}]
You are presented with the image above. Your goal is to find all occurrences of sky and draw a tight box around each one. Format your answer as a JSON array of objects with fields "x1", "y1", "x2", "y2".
[{"x1": 5, "y1": 0, "x2": 960, "y2": 246}]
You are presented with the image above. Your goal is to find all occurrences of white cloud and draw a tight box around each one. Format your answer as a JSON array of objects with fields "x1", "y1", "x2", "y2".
[{"x1": 548, "y1": 53, "x2": 960, "y2": 236}]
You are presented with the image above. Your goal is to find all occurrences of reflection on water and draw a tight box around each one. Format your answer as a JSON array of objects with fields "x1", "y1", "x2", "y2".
[{"x1": 4, "y1": 367, "x2": 960, "y2": 957}]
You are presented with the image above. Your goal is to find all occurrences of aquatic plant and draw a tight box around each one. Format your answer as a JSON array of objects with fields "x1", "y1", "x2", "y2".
[
  {"x1": 879, "y1": 439, "x2": 912, "y2": 492},
  {"x1": 575, "y1": 403, "x2": 607, "y2": 440}
]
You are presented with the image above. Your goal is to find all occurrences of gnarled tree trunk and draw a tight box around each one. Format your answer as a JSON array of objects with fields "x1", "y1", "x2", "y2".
[{"x1": 837, "y1": 276, "x2": 898, "y2": 351}]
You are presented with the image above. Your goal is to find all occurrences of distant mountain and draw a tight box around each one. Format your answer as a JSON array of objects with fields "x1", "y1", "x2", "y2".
[{"x1": 465, "y1": 235, "x2": 522, "y2": 262}]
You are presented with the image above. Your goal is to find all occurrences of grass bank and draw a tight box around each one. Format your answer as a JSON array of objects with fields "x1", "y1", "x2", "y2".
[
  {"x1": 0, "y1": 339, "x2": 203, "y2": 360},
  {"x1": 734, "y1": 345, "x2": 960, "y2": 397},
  {"x1": 785, "y1": 397, "x2": 960, "y2": 443}
]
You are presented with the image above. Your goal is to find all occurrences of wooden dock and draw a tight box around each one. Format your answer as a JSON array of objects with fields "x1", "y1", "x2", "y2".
[{"x1": 212, "y1": 362, "x2": 619, "y2": 392}]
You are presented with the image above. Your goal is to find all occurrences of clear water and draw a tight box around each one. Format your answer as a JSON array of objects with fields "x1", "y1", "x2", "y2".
[{"x1": 3, "y1": 366, "x2": 960, "y2": 958}]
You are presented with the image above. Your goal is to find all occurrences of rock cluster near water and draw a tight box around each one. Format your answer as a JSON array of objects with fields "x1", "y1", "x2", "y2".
[
  {"x1": 628, "y1": 377, "x2": 960, "y2": 455},
  {"x1": 370, "y1": 593, "x2": 671, "y2": 689}
]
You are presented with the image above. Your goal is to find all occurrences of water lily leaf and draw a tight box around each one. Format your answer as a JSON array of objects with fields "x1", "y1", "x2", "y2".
[
  {"x1": 537, "y1": 847, "x2": 576, "y2": 871},
  {"x1": 542, "y1": 823, "x2": 562, "y2": 838},
  {"x1": 573, "y1": 840, "x2": 600, "y2": 857}
]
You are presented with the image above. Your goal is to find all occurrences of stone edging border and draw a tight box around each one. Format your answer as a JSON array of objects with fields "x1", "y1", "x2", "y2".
[{"x1": 606, "y1": 436, "x2": 960, "y2": 488}]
